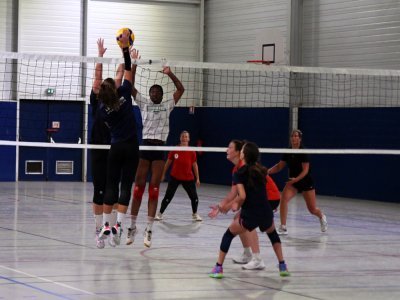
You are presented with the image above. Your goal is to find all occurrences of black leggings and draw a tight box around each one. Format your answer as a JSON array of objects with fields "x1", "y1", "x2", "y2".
[
  {"x1": 159, "y1": 176, "x2": 199, "y2": 214},
  {"x1": 104, "y1": 138, "x2": 139, "y2": 207},
  {"x1": 91, "y1": 149, "x2": 109, "y2": 205}
]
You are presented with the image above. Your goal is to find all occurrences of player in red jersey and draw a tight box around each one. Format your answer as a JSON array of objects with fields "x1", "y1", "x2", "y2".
[{"x1": 155, "y1": 130, "x2": 202, "y2": 221}]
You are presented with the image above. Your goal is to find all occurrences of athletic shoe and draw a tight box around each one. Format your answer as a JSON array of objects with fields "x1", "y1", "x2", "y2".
[
  {"x1": 279, "y1": 262, "x2": 290, "y2": 277},
  {"x1": 144, "y1": 228, "x2": 152, "y2": 248},
  {"x1": 154, "y1": 213, "x2": 163, "y2": 221},
  {"x1": 126, "y1": 226, "x2": 137, "y2": 245},
  {"x1": 242, "y1": 257, "x2": 266, "y2": 270},
  {"x1": 95, "y1": 230, "x2": 105, "y2": 249},
  {"x1": 111, "y1": 223, "x2": 122, "y2": 246},
  {"x1": 192, "y1": 213, "x2": 203, "y2": 222},
  {"x1": 320, "y1": 214, "x2": 328, "y2": 232},
  {"x1": 277, "y1": 225, "x2": 288, "y2": 235},
  {"x1": 209, "y1": 265, "x2": 223, "y2": 279},
  {"x1": 98, "y1": 222, "x2": 111, "y2": 240},
  {"x1": 232, "y1": 252, "x2": 252, "y2": 264}
]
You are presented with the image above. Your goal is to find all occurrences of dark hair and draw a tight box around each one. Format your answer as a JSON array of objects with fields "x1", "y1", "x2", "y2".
[
  {"x1": 230, "y1": 139, "x2": 244, "y2": 152},
  {"x1": 290, "y1": 129, "x2": 304, "y2": 148},
  {"x1": 242, "y1": 142, "x2": 266, "y2": 188},
  {"x1": 98, "y1": 78, "x2": 119, "y2": 111},
  {"x1": 149, "y1": 84, "x2": 163, "y2": 97}
]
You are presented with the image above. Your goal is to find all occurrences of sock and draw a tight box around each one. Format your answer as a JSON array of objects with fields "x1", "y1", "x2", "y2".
[
  {"x1": 243, "y1": 247, "x2": 252, "y2": 256},
  {"x1": 94, "y1": 214, "x2": 103, "y2": 230},
  {"x1": 129, "y1": 214, "x2": 138, "y2": 229},
  {"x1": 252, "y1": 252, "x2": 261, "y2": 260},
  {"x1": 117, "y1": 212, "x2": 125, "y2": 225},
  {"x1": 110, "y1": 209, "x2": 117, "y2": 226},
  {"x1": 146, "y1": 216, "x2": 154, "y2": 230},
  {"x1": 216, "y1": 262, "x2": 222, "y2": 267},
  {"x1": 103, "y1": 213, "x2": 111, "y2": 225}
]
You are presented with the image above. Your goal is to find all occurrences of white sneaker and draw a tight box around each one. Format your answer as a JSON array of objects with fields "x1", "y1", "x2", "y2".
[
  {"x1": 111, "y1": 223, "x2": 122, "y2": 246},
  {"x1": 232, "y1": 252, "x2": 252, "y2": 264},
  {"x1": 126, "y1": 226, "x2": 137, "y2": 245},
  {"x1": 154, "y1": 213, "x2": 163, "y2": 221},
  {"x1": 277, "y1": 225, "x2": 288, "y2": 235},
  {"x1": 320, "y1": 214, "x2": 328, "y2": 232},
  {"x1": 242, "y1": 257, "x2": 266, "y2": 270},
  {"x1": 95, "y1": 230, "x2": 105, "y2": 249},
  {"x1": 144, "y1": 228, "x2": 152, "y2": 248},
  {"x1": 192, "y1": 213, "x2": 203, "y2": 222},
  {"x1": 98, "y1": 222, "x2": 111, "y2": 240}
]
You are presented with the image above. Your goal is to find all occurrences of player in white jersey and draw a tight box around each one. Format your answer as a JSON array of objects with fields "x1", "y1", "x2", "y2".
[{"x1": 127, "y1": 48, "x2": 185, "y2": 248}]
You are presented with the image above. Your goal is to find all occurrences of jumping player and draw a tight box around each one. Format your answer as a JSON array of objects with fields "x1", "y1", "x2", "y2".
[{"x1": 127, "y1": 48, "x2": 185, "y2": 248}]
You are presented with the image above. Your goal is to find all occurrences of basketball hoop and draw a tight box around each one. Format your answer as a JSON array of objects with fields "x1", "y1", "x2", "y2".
[{"x1": 246, "y1": 60, "x2": 271, "y2": 65}]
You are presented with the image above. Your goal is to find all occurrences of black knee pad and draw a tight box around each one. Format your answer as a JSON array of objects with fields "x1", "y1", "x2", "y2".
[
  {"x1": 267, "y1": 229, "x2": 281, "y2": 245},
  {"x1": 220, "y1": 228, "x2": 236, "y2": 253}
]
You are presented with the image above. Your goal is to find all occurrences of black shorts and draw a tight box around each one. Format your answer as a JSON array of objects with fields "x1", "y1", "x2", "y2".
[
  {"x1": 239, "y1": 209, "x2": 273, "y2": 232},
  {"x1": 293, "y1": 175, "x2": 315, "y2": 193},
  {"x1": 140, "y1": 139, "x2": 166, "y2": 161},
  {"x1": 269, "y1": 200, "x2": 280, "y2": 211}
]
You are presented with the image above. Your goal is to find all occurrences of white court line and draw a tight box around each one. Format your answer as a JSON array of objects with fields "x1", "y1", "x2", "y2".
[{"x1": 0, "y1": 265, "x2": 102, "y2": 297}]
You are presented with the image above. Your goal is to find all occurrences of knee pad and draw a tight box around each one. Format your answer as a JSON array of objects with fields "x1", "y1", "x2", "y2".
[
  {"x1": 220, "y1": 228, "x2": 236, "y2": 253},
  {"x1": 267, "y1": 229, "x2": 281, "y2": 245},
  {"x1": 133, "y1": 185, "x2": 145, "y2": 201},
  {"x1": 92, "y1": 189, "x2": 105, "y2": 205},
  {"x1": 148, "y1": 184, "x2": 160, "y2": 200}
]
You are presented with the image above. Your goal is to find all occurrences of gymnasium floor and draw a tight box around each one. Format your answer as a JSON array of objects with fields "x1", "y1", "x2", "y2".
[{"x1": 0, "y1": 181, "x2": 399, "y2": 300}]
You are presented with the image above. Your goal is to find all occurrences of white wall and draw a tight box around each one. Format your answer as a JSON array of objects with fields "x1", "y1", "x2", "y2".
[
  {"x1": 302, "y1": 0, "x2": 400, "y2": 69},
  {"x1": 204, "y1": 0, "x2": 290, "y2": 64},
  {"x1": 0, "y1": 0, "x2": 14, "y2": 51}
]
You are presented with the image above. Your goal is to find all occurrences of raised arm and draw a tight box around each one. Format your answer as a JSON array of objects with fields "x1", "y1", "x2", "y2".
[
  {"x1": 162, "y1": 66, "x2": 185, "y2": 104},
  {"x1": 92, "y1": 38, "x2": 107, "y2": 94},
  {"x1": 117, "y1": 29, "x2": 133, "y2": 84},
  {"x1": 130, "y1": 48, "x2": 140, "y2": 99},
  {"x1": 115, "y1": 63, "x2": 124, "y2": 88}
]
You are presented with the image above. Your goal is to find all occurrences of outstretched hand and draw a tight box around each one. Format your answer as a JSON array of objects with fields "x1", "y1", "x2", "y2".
[
  {"x1": 162, "y1": 66, "x2": 171, "y2": 75},
  {"x1": 208, "y1": 204, "x2": 220, "y2": 219},
  {"x1": 97, "y1": 38, "x2": 107, "y2": 57},
  {"x1": 131, "y1": 48, "x2": 141, "y2": 61}
]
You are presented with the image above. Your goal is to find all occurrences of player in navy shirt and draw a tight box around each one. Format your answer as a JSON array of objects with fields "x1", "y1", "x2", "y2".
[{"x1": 96, "y1": 31, "x2": 139, "y2": 247}]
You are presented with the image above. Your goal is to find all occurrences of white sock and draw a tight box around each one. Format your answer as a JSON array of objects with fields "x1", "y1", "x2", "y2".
[
  {"x1": 252, "y1": 252, "x2": 261, "y2": 260},
  {"x1": 146, "y1": 216, "x2": 154, "y2": 230},
  {"x1": 103, "y1": 213, "x2": 111, "y2": 225},
  {"x1": 129, "y1": 214, "x2": 138, "y2": 229},
  {"x1": 117, "y1": 212, "x2": 125, "y2": 225},
  {"x1": 94, "y1": 214, "x2": 103, "y2": 230},
  {"x1": 243, "y1": 247, "x2": 252, "y2": 256},
  {"x1": 110, "y1": 209, "x2": 117, "y2": 226}
]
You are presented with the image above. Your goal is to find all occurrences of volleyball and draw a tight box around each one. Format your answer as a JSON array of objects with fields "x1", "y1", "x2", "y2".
[{"x1": 116, "y1": 28, "x2": 135, "y2": 48}]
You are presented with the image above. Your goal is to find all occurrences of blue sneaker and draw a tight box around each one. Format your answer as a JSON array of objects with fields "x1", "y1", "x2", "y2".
[
  {"x1": 279, "y1": 262, "x2": 290, "y2": 277},
  {"x1": 209, "y1": 265, "x2": 223, "y2": 279}
]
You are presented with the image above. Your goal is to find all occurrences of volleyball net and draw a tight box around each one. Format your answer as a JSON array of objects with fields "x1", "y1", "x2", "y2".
[{"x1": 0, "y1": 51, "x2": 400, "y2": 155}]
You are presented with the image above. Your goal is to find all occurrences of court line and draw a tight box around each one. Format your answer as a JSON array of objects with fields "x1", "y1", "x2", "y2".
[{"x1": 0, "y1": 265, "x2": 98, "y2": 299}]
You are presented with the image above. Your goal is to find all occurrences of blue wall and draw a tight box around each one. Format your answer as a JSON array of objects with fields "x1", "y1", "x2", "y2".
[
  {"x1": 299, "y1": 108, "x2": 400, "y2": 202},
  {"x1": 0, "y1": 102, "x2": 17, "y2": 181},
  {"x1": 0, "y1": 102, "x2": 399, "y2": 203}
]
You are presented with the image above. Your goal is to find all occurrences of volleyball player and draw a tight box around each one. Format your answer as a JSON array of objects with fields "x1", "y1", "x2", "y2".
[
  {"x1": 154, "y1": 130, "x2": 202, "y2": 222},
  {"x1": 96, "y1": 31, "x2": 139, "y2": 247},
  {"x1": 209, "y1": 142, "x2": 289, "y2": 278},
  {"x1": 268, "y1": 129, "x2": 327, "y2": 235},
  {"x1": 127, "y1": 48, "x2": 185, "y2": 248},
  {"x1": 90, "y1": 38, "x2": 111, "y2": 248},
  {"x1": 209, "y1": 140, "x2": 281, "y2": 270}
]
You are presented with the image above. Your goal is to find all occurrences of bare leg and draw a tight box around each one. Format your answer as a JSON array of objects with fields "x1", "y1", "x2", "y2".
[{"x1": 279, "y1": 184, "x2": 297, "y2": 226}]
